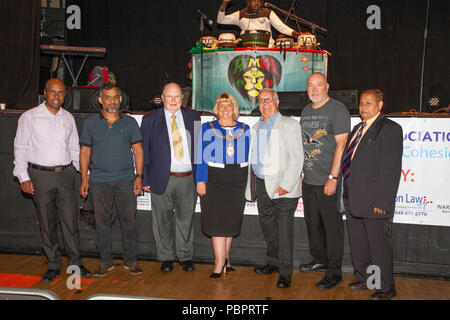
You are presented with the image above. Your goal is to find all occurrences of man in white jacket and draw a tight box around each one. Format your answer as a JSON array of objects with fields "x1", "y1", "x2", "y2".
[
  {"x1": 218, "y1": 0, "x2": 299, "y2": 47},
  {"x1": 245, "y1": 88, "x2": 303, "y2": 288}
]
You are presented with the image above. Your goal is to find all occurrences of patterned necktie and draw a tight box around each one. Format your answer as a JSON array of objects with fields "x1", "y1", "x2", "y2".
[
  {"x1": 171, "y1": 115, "x2": 184, "y2": 161},
  {"x1": 342, "y1": 122, "x2": 367, "y2": 178}
]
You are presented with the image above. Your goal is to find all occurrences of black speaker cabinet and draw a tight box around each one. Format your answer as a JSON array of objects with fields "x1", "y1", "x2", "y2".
[
  {"x1": 269, "y1": 90, "x2": 359, "y2": 116},
  {"x1": 277, "y1": 91, "x2": 310, "y2": 116},
  {"x1": 62, "y1": 87, "x2": 129, "y2": 112},
  {"x1": 329, "y1": 90, "x2": 359, "y2": 114}
]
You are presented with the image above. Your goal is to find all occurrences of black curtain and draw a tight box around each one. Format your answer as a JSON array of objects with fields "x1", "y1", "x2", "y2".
[
  {"x1": 66, "y1": 0, "x2": 449, "y2": 112},
  {"x1": 0, "y1": 0, "x2": 40, "y2": 108},
  {"x1": 325, "y1": 0, "x2": 449, "y2": 113}
]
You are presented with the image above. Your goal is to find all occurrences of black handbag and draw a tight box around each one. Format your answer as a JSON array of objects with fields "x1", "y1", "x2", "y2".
[{"x1": 79, "y1": 193, "x2": 96, "y2": 228}]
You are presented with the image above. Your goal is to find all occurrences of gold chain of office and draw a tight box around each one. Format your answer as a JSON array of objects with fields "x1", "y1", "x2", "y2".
[{"x1": 208, "y1": 122, "x2": 246, "y2": 157}]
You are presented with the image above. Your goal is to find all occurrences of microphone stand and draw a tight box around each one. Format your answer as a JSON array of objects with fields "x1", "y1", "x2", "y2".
[
  {"x1": 284, "y1": 0, "x2": 301, "y2": 32},
  {"x1": 419, "y1": 0, "x2": 430, "y2": 114},
  {"x1": 199, "y1": 15, "x2": 205, "y2": 112},
  {"x1": 267, "y1": 3, "x2": 327, "y2": 35}
]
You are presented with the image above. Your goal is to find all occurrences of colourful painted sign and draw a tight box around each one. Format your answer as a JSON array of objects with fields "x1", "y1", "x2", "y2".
[{"x1": 192, "y1": 50, "x2": 328, "y2": 114}]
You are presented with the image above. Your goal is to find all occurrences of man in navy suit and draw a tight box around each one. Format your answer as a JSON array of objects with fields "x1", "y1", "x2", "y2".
[
  {"x1": 342, "y1": 89, "x2": 403, "y2": 300},
  {"x1": 141, "y1": 83, "x2": 201, "y2": 273}
]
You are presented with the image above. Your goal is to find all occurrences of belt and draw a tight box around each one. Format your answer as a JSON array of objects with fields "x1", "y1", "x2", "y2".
[
  {"x1": 29, "y1": 163, "x2": 71, "y2": 172},
  {"x1": 207, "y1": 162, "x2": 249, "y2": 169},
  {"x1": 169, "y1": 171, "x2": 192, "y2": 177}
]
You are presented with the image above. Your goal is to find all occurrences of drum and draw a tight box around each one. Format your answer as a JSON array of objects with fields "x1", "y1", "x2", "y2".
[
  {"x1": 296, "y1": 33, "x2": 317, "y2": 50},
  {"x1": 198, "y1": 36, "x2": 218, "y2": 49},
  {"x1": 241, "y1": 30, "x2": 270, "y2": 48},
  {"x1": 217, "y1": 33, "x2": 241, "y2": 48},
  {"x1": 274, "y1": 37, "x2": 295, "y2": 48}
]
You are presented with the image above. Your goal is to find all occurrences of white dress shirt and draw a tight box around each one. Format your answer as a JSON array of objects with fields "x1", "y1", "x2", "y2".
[
  {"x1": 13, "y1": 102, "x2": 80, "y2": 183},
  {"x1": 164, "y1": 108, "x2": 192, "y2": 173}
]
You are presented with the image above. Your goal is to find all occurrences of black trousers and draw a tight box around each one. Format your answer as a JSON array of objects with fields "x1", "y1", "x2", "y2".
[
  {"x1": 301, "y1": 182, "x2": 344, "y2": 275},
  {"x1": 256, "y1": 178, "x2": 299, "y2": 277},
  {"x1": 90, "y1": 180, "x2": 138, "y2": 266},
  {"x1": 28, "y1": 166, "x2": 82, "y2": 270},
  {"x1": 346, "y1": 212, "x2": 394, "y2": 293}
]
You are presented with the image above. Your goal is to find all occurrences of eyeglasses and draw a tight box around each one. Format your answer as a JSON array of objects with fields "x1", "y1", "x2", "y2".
[
  {"x1": 163, "y1": 95, "x2": 183, "y2": 100},
  {"x1": 258, "y1": 97, "x2": 277, "y2": 104}
]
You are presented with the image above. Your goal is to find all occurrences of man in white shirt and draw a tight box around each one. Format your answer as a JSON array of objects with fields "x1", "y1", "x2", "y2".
[
  {"x1": 13, "y1": 78, "x2": 91, "y2": 282},
  {"x1": 218, "y1": 0, "x2": 299, "y2": 47}
]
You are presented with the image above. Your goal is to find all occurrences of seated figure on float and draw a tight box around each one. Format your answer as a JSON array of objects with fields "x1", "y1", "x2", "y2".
[{"x1": 217, "y1": 0, "x2": 299, "y2": 48}]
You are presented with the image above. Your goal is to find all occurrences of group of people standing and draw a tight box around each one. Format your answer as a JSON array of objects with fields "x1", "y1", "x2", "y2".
[{"x1": 13, "y1": 72, "x2": 402, "y2": 300}]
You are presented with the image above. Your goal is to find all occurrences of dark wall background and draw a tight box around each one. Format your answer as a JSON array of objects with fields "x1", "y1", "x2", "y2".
[
  {"x1": 0, "y1": 0, "x2": 40, "y2": 108},
  {"x1": 63, "y1": 0, "x2": 449, "y2": 113}
]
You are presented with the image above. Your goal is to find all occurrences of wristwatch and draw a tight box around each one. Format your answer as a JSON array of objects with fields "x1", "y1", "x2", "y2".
[
  {"x1": 135, "y1": 174, "x2": 143, "y2": 178},
  {"x1": 328, "y1": 174, "x2": 338, "y2": 180}
]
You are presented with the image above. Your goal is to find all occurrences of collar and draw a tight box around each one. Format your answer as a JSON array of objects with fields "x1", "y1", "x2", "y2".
[
  {"x1": 42, "y1": 101, "x2": 63, "y2": 116},
  {"x1": 164, "y1": 107, "x2": 182, "y2": 118},
  {"x1": 259, "y1": 112, "x2": 279, "y2": 125},
  {"x1": 362, "y1": 112, "x2": 380, "y2": 127}
]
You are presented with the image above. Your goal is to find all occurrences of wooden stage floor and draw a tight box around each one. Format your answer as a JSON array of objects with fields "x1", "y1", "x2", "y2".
[{"x1": 0, "y1": 254, "x2": 449, "y2": 300}]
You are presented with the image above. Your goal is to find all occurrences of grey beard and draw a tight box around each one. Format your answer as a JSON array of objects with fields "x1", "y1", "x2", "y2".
[{"x1": 105, "y1": 108, "x2": 118, "y2": 113}]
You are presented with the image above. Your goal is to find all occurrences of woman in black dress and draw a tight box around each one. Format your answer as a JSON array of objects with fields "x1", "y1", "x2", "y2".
[{"x1": 196, "y1": 93, "x2": 250, "y2": 278}]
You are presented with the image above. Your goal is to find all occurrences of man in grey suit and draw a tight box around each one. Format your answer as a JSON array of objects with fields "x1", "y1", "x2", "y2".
[
  {"x1": 141, "y1": 83, "x2": 201, "y2": 273},
  {"x1": 245, "y1": 88, "x2": 304, "y2": 288}
]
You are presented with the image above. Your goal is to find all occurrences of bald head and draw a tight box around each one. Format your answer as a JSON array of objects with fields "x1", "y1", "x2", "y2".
[
  {"x1": 162, "y1": 82, "x2": 182, "y2": 95},
  {"x1": 45, "y1": 78, "x2": 65, "y2": 91},
  {"x1": 308, "y1": 72, "x2": 327, "y2": 83}
]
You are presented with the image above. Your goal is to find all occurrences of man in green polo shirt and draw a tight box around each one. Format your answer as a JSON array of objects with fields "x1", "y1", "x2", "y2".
[{"x1": 79, "y1": 82, "x2": 144, "y2": 276}]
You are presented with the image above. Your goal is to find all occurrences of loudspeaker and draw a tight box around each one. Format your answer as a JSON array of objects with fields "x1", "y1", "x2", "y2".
[
  {"x1": 62, "y1": 87, "x2": 129, "y2": 112},
  {"x1": 260, "y1": 90, "x2": 360, "y2": 116},
  {"x1": 40, "y1": 8, "x2": 65, "y2": 40},
  {"x1": 329, "y1": 90, "x2": 359, "y2": 114},
  {"x1": 277, "y1": 91, "x2": 310, "y2": 116}
]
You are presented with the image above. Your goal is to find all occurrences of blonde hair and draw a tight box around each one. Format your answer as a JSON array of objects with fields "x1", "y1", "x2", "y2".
[{"x1": 213, "y1": 93, "x2": 240, "y2": 120}]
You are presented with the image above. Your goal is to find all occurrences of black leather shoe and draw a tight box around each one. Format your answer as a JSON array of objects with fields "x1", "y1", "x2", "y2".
[
  {"x1": 180, "y1": 260, "x2": 195, "y2": 272},
  {"x1": 254, "y1": 264, "x2": 279, "y2": 275},
  {"x1": 369, "y1": 289, "x2": 397, "y2": 300},
  {"x1": 348, "y1": 281, "x2": 368, "y2": 291},
  {"x1": 316, "y1": 274, "x2": 342, "y2": 290},
  {"x1": 276, "y1": 275, "x2": 291, "y2": 288},
  {"x1": 161, "y1": 261, "x2": 174, "y2": 272},
  {"x1": 79, "y1": 265, "x2": 92, "y2": 277},
  {"x1": 300, "y1": 261, "x2": 328, "y2": 272},
  {"x1": 41, "y1": 269, "x2": 61, "y2": 282}
]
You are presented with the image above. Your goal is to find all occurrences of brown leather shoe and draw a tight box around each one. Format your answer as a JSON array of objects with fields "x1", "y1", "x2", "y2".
[
  {"x1": 369, "y1": 289, "x2": 397, "y2": 300},
  {"x1": 348, "y1": 281, "x2": 368, "y2": 291}
]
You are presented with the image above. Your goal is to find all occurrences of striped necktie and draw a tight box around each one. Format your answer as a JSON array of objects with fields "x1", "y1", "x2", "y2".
[
  {"x1": 171, "y1": 115, "x2": 184, "y2": 161},
  {"x1": 342, "y1": 122, "x2": 367, "y2": 178}
]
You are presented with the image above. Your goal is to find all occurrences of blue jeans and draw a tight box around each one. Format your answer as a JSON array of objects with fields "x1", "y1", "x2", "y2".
[{"x1": 90, "y1": 180, "x2": 138, "y2": 266}]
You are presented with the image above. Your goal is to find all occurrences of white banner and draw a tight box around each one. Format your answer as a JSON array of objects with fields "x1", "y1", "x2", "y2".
[
  {"x1": 392, "y1": 118, "x2": 450, "y2": 226},
  {"x1": 131, "y1": 114, "x2": 450, "y2": 227}
]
